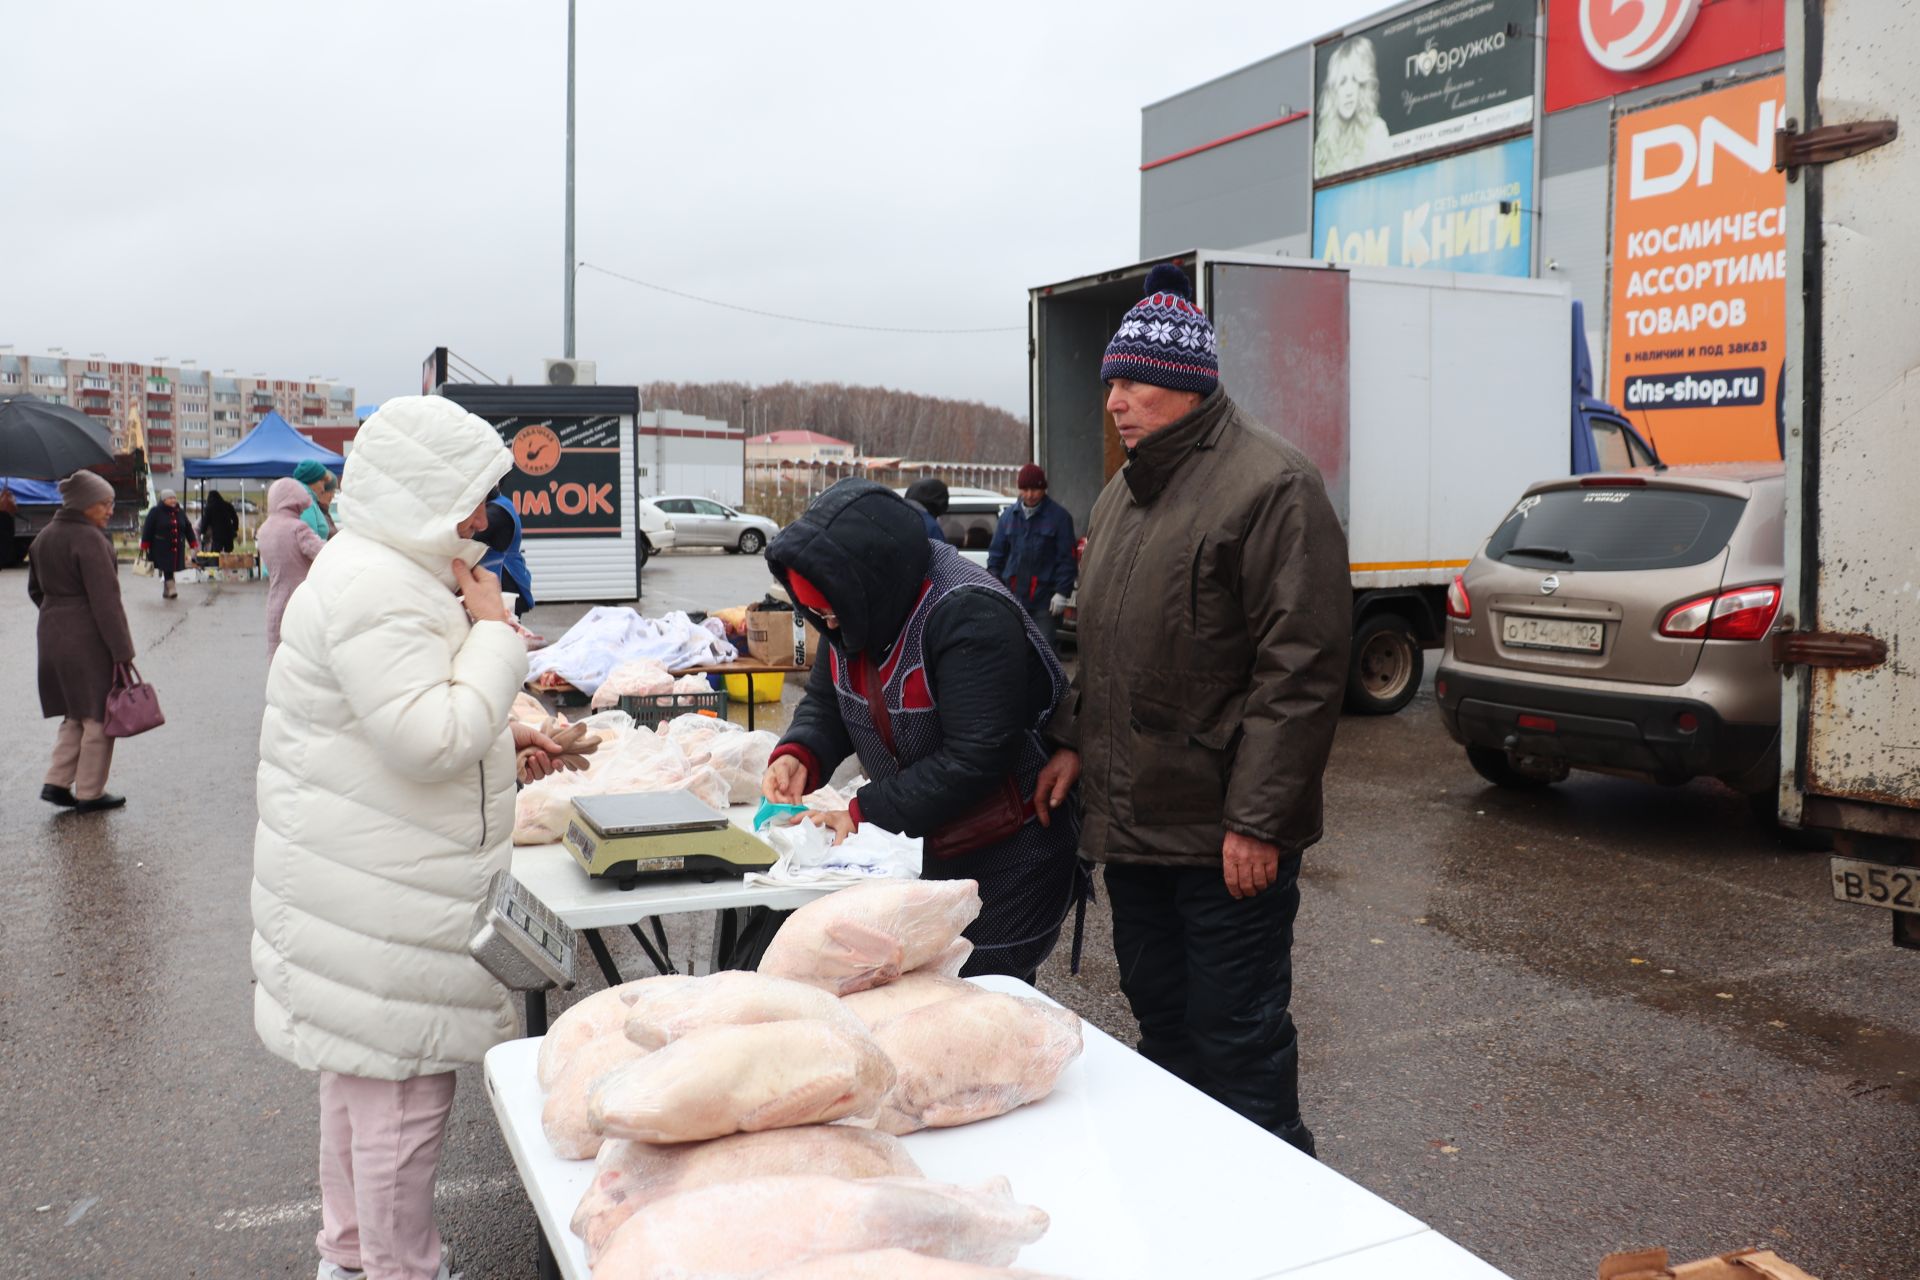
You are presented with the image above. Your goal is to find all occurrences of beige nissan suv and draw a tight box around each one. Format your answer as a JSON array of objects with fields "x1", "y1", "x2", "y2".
[{"x1": 1436, "y1": 465, "x2": 1786, "y2": 814}]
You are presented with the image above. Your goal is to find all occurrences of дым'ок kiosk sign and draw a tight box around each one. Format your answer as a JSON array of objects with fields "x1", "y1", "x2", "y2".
[{"x1": 496, "y1": 414, "x2": 623, "y2": 536}]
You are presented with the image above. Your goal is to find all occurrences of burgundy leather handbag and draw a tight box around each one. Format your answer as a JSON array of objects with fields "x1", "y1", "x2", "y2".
[
  {"x1": 104, "y1": 663, "x2": 166, "y2": 738},
  {"x1": 862, "y1": 656, "x2": 1031, "y2": 859}
]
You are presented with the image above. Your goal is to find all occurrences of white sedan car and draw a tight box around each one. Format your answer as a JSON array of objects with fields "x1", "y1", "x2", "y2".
[{"x1": 650, "y1": 496, "x2": 780, "y2": 555}]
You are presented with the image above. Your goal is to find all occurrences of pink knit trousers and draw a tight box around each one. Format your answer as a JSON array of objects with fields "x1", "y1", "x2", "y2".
[{"x1": 315, "y1": 1070, "x2": 457, "y2": 1280}]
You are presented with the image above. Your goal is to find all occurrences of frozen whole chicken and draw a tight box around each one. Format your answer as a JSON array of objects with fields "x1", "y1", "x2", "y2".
[
  {"x1": 537, "y1": 977, "x2": 695, "y2": 1089},
  {"x1": 569, "y1": 1127, "x2": 920, "y2": 1263},
  {"x1": 589, "y1": 657, "x2": 676, "y2": 709},
  {"x1": 622, "y1": 970, "x2": 868, "y2": 1050},
  {"x1": 588, "y1": 1017, "x2": 896, "y2": 1143},
  {"x1": 758, "y1": 879, "x2": 983, "y2": 996},
  {"x1": 871, "y1": 992, "x2": 1084, "y2": 1135},
  {"x1": 541, "y1": 1033, "x2": 649, "y2": 1159},
  {"x1": 758, "y1": 1249, "x2": 1072, "y2": 1279},
  {"x1": 840, "y1": 971, "x2": 980, "y2": 1030},
  {"x1": 591, "y1": 1175, "x2": 1049, "y2": 1278}
]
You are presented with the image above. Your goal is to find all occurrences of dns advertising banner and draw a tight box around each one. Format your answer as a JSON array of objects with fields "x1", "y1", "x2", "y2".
[
  {"x1": 492, "y1": 415, "x2": 623, "y2": 536},
  {"x1": 1608, "y1": 75, "x2": 1785, "y2": 464},
  {"x1": 1315, "y1": 137, "x2": 1532, "y2": 276},
  {"x1": 1312, "y1": 0, "x2": 1535, "y2": 183}
]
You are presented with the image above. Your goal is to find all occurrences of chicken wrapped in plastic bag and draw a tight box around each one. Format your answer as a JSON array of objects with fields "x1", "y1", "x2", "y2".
[
  {"x1": 758, "y1": 1249, "x2": 1073, "y2": 1279},
  {"x1": 591, "y1": 1175, "x2": 1049, "y2": 1278},
  {"x1": 622, "y1": 970, "x2": 867, "y2": 1050},
  {"x1": 589, "y1": 658, "x2": 675, "y2": 709},
  {"x1": 758, "y1": 879, "x2": 982, "y2": 995},
  {"x1": 536, "y1": 977, "x2": 694, "y2": 1089},
  {"x1": 839, "y1": 971, "x2": 979, "y2": 1030},
  {"x1": 569, "y1": 1127, "x2": 920, "y2": 1263},
  {"x1": 588, "y1": 1017, "x2": 895, "y2": 1143},
  {"x1": 870, "y1": 992, "x2": 1084, "y2": 1135},
  {"x1": 541, "y1": 1033, "x2": 649, "y2": 1159}
]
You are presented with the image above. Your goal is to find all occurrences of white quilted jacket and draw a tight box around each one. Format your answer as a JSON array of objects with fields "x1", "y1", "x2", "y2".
[{"x1": 252, "y1": 396, "x2": 527, "y2": 1080}]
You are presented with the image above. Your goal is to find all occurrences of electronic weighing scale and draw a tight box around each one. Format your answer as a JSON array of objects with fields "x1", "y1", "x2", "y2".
[
  {"x1": 468, "y1": 870, "x2": 577, "y2": 991},
  {"x1": 563, "y1": 791, "x2": 777, "y2": 889}
]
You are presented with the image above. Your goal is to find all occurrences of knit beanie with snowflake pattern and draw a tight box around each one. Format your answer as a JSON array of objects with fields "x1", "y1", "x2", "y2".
[{"x1": 1099, "y1": 263, "x2": 1219, "y2": 396}]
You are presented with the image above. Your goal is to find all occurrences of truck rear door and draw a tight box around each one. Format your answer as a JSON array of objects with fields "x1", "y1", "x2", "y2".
[{"x1": 1781, "y1": 0, "x2": 1919, "y2": 937}]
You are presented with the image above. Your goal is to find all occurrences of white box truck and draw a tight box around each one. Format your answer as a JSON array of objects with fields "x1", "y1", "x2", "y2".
[
  {"x1": 1774, "y1": 1, "x2": 1919, "y2": 944},
  {"x1": 1031, "y1": 254, "x2": 1651, "y2": 713}
]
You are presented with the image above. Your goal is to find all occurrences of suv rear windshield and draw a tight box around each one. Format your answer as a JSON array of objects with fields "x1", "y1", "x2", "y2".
[{"x1": 1486, "y1": 487, "x2": 1746, "y2": 572}]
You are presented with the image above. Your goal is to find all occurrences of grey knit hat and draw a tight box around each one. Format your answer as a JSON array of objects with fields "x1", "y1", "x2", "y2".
[{"x1": 59, "y1": 469, "x2": 115, "y2": 510}]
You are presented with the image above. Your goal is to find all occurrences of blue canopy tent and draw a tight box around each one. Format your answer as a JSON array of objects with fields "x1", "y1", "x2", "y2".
[
  {"x1": 0, "y1": 477, "x2": 61, "y2": 504},
  {"x1": 183, "y1": 411, "x2": 343, "y2": 480},
  {"x1": 182, "y1": 412, "x2": 344, "y2": 547}
]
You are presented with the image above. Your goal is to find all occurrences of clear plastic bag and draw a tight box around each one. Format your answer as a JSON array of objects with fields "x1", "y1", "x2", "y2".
[
  {"x1": 867, "y1": 992, "x2": 1084, "y2": 1135},
  {"x1": 592, "y1": 1174, "x2": 1049, "y2": 1277},
  {"x1": 570, "y1": 1128, "x2": 919, "y2": 1263},
  {"x1": 587, "y1": 1018, "x2": 896, "y2": 1144},
  {"x1": 757, "y1": 879, "x2": 982, "y2": 995},
  {"x1": 590, "y1": 658, "x2": 675, "y2": 709},
  {"x1": 622, "y1": 970, "x2": 866, "y2": 1050}
]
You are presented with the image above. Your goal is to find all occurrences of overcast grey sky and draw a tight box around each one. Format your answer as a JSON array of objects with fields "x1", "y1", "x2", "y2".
[{"x1": 5, "y1": 1, "x2": 1379, "y2": 416}]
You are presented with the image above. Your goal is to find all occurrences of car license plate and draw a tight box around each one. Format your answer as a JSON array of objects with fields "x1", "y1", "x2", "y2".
[
  {"x1": 1830, "y1": 856, "x2": 1920, "y2": 915},
  {"x1": 1502, "y1": 615, "x2": 1604, "y2": 653}
]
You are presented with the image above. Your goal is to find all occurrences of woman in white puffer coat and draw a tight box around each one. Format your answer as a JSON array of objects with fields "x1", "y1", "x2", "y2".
[{"x1": 252, "y1": 395, "x2": 559, "y2": 1280}]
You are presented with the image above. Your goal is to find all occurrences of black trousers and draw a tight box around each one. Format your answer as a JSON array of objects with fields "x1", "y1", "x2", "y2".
[{"x1": 1104, "y1": 856, "x2": 1304, "y2": 1135}]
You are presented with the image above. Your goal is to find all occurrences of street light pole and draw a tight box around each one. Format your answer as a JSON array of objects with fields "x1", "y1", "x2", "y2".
[{"x1": 563, "y1": 0, "x2": 577, "y2": 359}]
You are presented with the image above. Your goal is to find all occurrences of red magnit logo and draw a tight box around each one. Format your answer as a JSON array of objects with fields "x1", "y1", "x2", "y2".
[{"x1": 1579, "y1": 0, "x2": 1702, "y2": 72}]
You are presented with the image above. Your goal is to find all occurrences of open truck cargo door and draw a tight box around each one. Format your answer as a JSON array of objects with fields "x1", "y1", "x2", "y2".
[{"x1": 1779, "y1": 0, "x2": 1916, "y2": 942}]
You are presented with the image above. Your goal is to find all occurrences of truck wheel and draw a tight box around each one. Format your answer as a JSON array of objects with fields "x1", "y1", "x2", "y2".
[
  {"x1": 737, "y1": 529, "x2": 766, "y2": 556},
  {"x1": 1345, "y1": 613, "x2": 1422, "y2": 715},
  {"x1": 1466, "y1": 745, "x2": 1555, "y2": 790}
]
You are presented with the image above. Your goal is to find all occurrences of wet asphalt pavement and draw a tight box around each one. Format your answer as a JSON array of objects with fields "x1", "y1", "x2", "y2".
[{"x1": 3, "y1": 550, "x2": 1915, "y2": 1280}]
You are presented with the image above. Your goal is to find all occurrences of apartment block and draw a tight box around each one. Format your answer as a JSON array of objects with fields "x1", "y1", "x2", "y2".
[{"x1": 0, "y1": 351, "x2": 356, "y2": 484}]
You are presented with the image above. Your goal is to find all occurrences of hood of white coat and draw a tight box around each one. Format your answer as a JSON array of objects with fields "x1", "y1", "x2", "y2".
[{"x1": 333, "y1": 396, "x2": 511, "y2": 570}]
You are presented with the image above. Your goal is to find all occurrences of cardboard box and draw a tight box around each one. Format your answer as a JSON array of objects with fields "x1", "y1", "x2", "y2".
[
  {"x1": 745, "y1": 604, "x2": 818, "y2": 669},
  {"x1": 1601, "y1": 1247, "x2": 1820, "y2": 1280}
]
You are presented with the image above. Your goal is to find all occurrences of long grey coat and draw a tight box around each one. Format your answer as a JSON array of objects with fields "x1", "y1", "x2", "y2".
[{"x1": 28, "y1": 510, "x2": 136, "y2": 721}]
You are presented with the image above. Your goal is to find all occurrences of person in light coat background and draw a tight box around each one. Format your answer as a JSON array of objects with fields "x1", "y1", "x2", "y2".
[
  {"x1": 257, "y1": 476, "x2": 325, "y2": 660},
  {"x1": 251, "y1": 396, "x2": 562, "y2": 1280}
]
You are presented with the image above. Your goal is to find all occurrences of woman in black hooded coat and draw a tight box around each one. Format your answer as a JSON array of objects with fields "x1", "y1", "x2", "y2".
[{"x1": 761, "y1": 479, "x2": 1087, "y2": 983}]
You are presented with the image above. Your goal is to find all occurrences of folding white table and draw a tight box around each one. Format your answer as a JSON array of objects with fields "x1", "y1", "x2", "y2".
[
  {"x1": 482, "y1": 975, "x2": 1513, "y2": 1280},
  {"x1": 509, "y1": 803, "x2": 837, "y2": 1030}
]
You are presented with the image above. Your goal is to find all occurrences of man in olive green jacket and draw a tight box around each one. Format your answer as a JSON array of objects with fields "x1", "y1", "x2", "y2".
[{"x1": 1037, "y1": 263, "x2": 1349, "y2": 1154}]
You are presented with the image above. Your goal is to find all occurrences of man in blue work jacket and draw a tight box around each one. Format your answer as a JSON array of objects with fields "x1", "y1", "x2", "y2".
[{"x1": 987, "y1": 464, "x2": 1076, "y2": 648}]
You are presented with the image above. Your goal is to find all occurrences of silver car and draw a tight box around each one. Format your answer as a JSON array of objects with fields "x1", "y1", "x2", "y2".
[
  {"x1": 1436, "y1": 465, "x2": 1788, "y2": 818},
  {"x1": 650, "y1": 496, "x2": 779, "y2": 555}
]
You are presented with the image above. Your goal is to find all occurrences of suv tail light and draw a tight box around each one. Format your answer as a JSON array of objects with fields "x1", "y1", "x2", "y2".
[
  {"x1": 1445, "y1": 574, "x2": 1471, "y2": 620},
  {"x1": 1659, "y1": 584, "x2": 1781, "y2": 640},
  {"x1": 1580, "y1": 476, "x2": 1647, "y2": 487}
]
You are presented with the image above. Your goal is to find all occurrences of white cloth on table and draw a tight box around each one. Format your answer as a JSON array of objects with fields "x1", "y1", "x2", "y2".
[{"x1": 527, "y1": 607, "x2": 735, "y2": 695}]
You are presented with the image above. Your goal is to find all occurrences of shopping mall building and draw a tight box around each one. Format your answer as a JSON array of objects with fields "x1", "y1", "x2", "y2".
[{"x1": 1137, "y1": 0, "x2": 1784, "y2": 464}]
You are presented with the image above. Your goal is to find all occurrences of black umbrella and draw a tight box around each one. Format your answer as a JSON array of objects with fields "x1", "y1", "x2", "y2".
[{"x1": 0, "y1": 394, "x2": 115, "y2": 479}]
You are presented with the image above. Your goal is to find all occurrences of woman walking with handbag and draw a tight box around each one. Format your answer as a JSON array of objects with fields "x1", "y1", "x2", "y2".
[
  {"x1": 139, "y1": 488, "x2": 197, "y2": 599},
  {"x1": 759, "y1": 478, "x2": 1088, "y2": 983},
  {"x1": 29, "y1": 469, "x2": 134, "y2": 813}
]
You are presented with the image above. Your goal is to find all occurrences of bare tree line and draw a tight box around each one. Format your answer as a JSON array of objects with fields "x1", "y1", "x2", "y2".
[{"x1": 640, "y1": 380, "x2": 1031, "y2": 464}]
